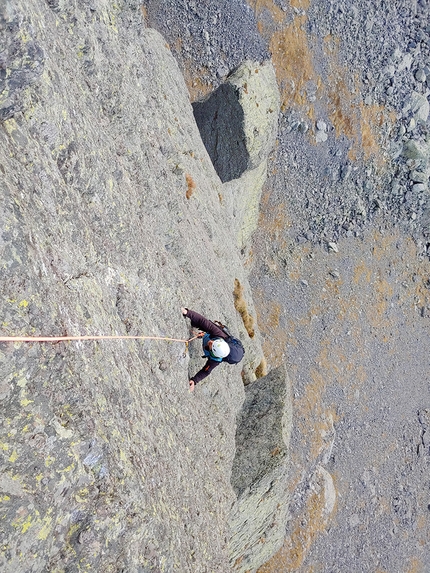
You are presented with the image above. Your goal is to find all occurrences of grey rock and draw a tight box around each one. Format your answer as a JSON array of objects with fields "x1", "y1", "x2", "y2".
[
  {"x1": 229, "y1": 365, "x2": 292, "y2": 572},
  {"x1": 403, "y1": 140, "x2": 430, "y2": 162},
  {"x1": 192, "y1": 60, "x2": 280, "y2": 182},
  {"x1": 410, "y1": 91, "x2": 430, "y2": 123},
  {"x1": 415, "y1": 68, "x2": 427, "y2": 82},
  {"x1": 385, "y1": 64, "x2": 396, "y2": 78},
  {"x1": 0, "y1": 4, "x2": 45, "y2": 120},
  {"x1": 0, "y1": 8, "x2": 269, "y2": 572},
  {"x1": 398, "y1": 52, "x2": 413, "y2": 72},
  {"x1": 341, "y1": 164, "x2": 352, "y2": 181},
  {"x1": 410, "y1": 170, "x2": 429, "y2": 183},
  {"x1": 299, "y1": 121, "x2": 309, "y2": 134},
  {"x1": 316, "y1": 129, "x2": 328, "y2": 143}
]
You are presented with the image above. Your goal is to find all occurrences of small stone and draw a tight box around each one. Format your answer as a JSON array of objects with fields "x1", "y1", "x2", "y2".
[
  {"x1": 217, "y1": 65, "x2": 229, "y2": 79},
  {"x1": 398, "y1": 52, "x2": 413, "y2": 72},
  {"x1": 328, "y1": 242, "x2": 339, "y2": 253},
  {"x1": 410, "y1": 91, "x2": 430, "y2": 124},
  {"x1": 329, "y1": 270, "x2": 340, "y2": 279},
  {"x1": 300, "y1": 279, "x2": 309, "y2": 286},
  {"x1": 415, "y1": 68, "x2": 427, "y2": 82},
  {"x1": 341, "y1": 164, "x2": 352, "y2": 181},
  {"x1": 403, "y1": 140, "x2": 430, "y2": 162},
  {"x1": 410, "y1": 170, "x2": 429, "y2": 183},
  {"x1": 316, "y1": 120, "x2": 327, "y2": 131},
  {"x1": 412, "y1": 183, "x2": 426, "y2": 192},
  {"x1": 349, "y1": 514, "x2": 361, "y2": 528},
  {"x1": 385, "y1": 64, "x2": 395, "y2": 78},
  {"x1": 391, "y1": 181, "x2": 401, "y2": 194},
  {"x1": 316, "y1": 130, "x2": 328, "y2": 143},
  {"x1": 402, "y1": 102, "x2": 411, "y2": 116}
]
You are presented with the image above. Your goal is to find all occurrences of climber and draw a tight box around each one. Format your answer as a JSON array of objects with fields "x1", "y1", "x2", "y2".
[{"x1": 181, "y1": 307, "x2": 244, "y2": 391}]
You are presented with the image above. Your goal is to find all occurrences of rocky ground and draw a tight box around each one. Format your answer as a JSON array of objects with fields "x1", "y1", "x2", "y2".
[{"x1": 144, "y1": 0, "x2": 430, "y2": 571}]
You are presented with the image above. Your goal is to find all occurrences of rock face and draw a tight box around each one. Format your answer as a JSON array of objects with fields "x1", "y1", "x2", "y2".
[
  {"x1": 0, "y1": 2, "x2": 45, "y2": 120},
  {"x1": 229, "y1": 365, "x2": 293, "y2": 572},
  {"x1": 0, "y1": 2, "x2": 283, "y2": 572}
]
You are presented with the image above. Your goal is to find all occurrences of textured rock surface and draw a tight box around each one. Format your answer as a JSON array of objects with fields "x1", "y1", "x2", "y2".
[
  {"x1": 0, "y1": 1, "x2": 276, "y2": 571},
  {"x1": 229, "y1": 365, "x2": 292, "y2": 572}
]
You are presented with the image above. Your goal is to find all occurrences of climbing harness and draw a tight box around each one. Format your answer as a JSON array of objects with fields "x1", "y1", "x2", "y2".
[{"x1": 0, "y1": 331, "x2": 205, "y2": 348}]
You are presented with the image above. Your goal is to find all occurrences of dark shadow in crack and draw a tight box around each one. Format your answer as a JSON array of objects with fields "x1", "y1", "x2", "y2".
[{"x1": 192, "y1": 83, "x2": 248, "y2": 183}]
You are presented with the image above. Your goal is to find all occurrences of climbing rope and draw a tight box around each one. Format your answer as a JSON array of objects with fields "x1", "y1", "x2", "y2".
[{"x1": 0, "y1": 332, "x2": 204, "y2": 345}]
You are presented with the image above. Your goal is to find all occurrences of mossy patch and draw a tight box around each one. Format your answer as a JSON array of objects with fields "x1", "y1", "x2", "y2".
[{"x1": 233, "y1": 279, "x2": 255, "y2": 338}]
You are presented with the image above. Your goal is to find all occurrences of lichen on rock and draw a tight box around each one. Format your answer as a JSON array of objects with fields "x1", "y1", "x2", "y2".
[{"x1": 0, "y1": 1, "x2": 285, "y2": 572}]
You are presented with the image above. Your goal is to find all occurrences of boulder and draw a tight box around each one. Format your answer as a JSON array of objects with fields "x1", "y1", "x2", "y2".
[
  {"x1": 193, "y1": 61, "x2": 280, "y2": 250},
  {"x1": 403, "y1": 139, "x2": 430, "y2": 164},
  {"x1": 410, "y1": 91, "x2": 430, "y2": 124},
  {"x1": 193, "y1": 61, "x2": 280, "y2": 182},
  {"x1": 229, "y1": 365, "x2": 293, "y2": 572}
]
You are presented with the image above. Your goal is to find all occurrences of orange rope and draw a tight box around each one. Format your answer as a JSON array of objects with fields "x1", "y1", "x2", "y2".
[{"x1": 0, "y1": 332, "x2": 204, "y2": 344}]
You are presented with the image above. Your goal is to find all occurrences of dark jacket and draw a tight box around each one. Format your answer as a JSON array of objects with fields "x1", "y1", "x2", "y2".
[{"x1": 184, "y1": 309, "x2": 228, "y2": 384}]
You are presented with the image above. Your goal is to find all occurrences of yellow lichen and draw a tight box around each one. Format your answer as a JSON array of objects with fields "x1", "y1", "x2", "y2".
[{"x1": 37, "y1": 515, "x2": 53, "y2": 541}]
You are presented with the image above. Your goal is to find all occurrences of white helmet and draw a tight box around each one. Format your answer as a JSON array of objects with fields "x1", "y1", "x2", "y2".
[{"x1": 212, "y1": 338, "x2": 230, "y2": 358}]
